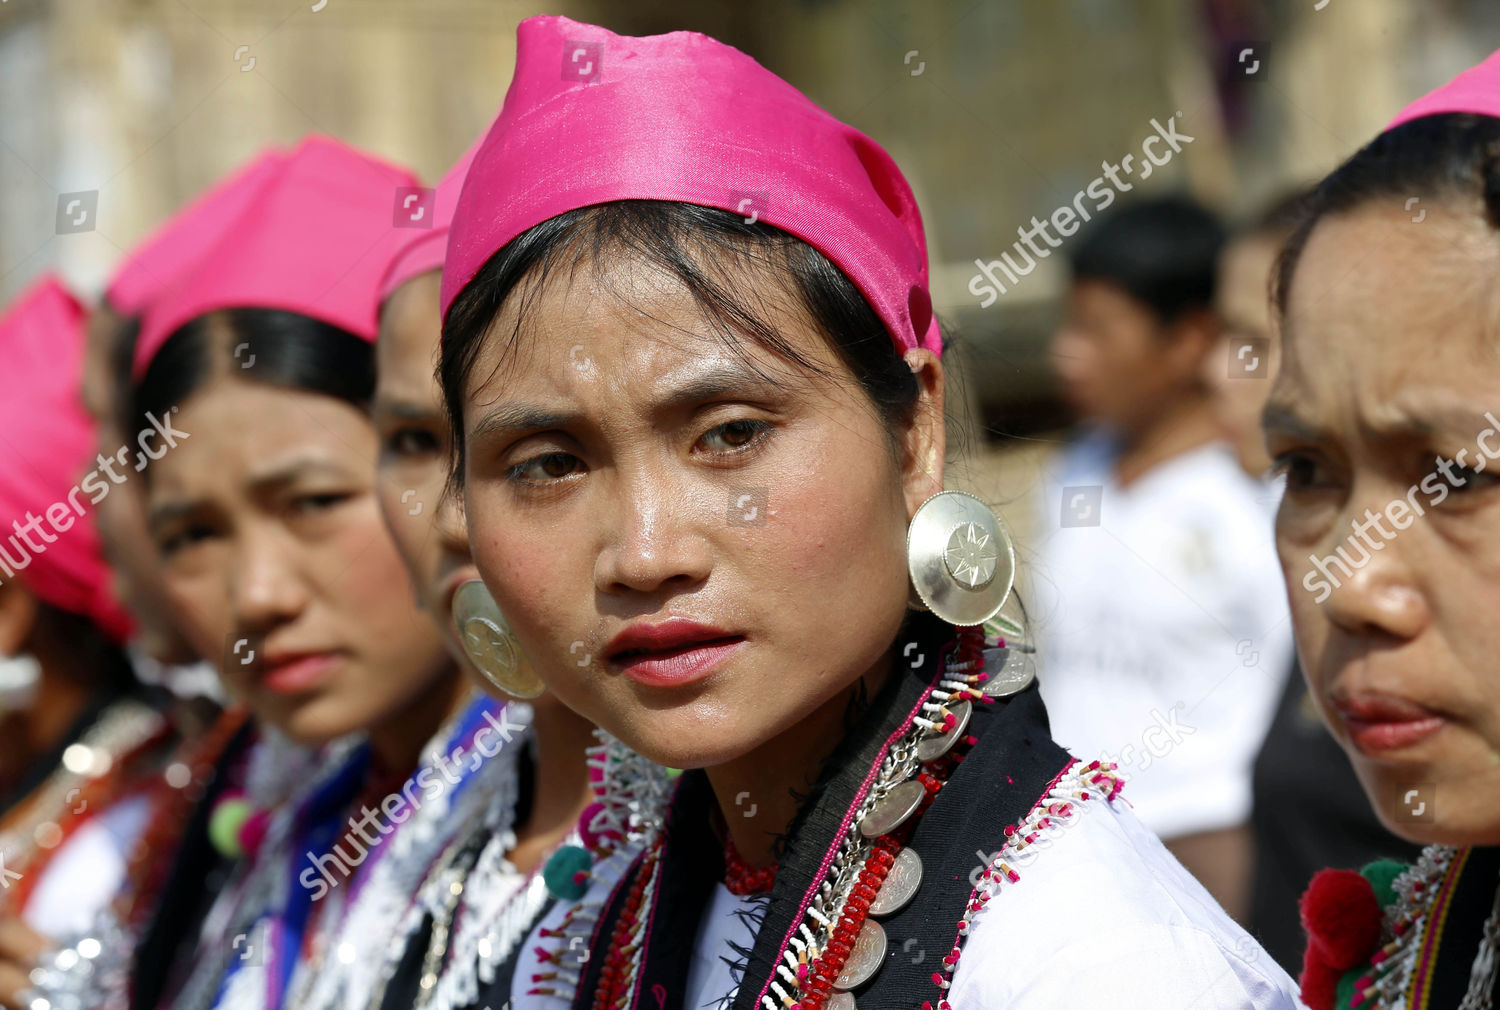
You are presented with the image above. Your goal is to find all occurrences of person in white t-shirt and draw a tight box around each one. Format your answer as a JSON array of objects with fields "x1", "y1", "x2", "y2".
[{"x1": 1036, "y1": 196, "x2": 1292, "y2": 923}]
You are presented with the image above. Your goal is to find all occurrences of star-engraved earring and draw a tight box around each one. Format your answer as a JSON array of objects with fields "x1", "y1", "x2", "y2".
[
  {"x1": 906, "y1": 490, "x2": 1016, "y2": 626},
  {"x1": 449, "y1": 579, "x2": 546, "y2": 699}
]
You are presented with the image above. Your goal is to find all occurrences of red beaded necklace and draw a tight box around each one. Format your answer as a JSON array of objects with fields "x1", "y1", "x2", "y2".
[{"x1": 723, "y1": 835, "x2": 777, "y2": 896}]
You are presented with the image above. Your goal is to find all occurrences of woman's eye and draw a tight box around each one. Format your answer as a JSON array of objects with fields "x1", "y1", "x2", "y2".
[
  {"x1": 1442, "y1": 463, "x2": 1500, "y2": 492},
  {"x1": 159, "y1": 523, "x2": 216, "y2": 556},
  {"x1": 289, "y1": 492, "x2": 350, "y2": 516},
  {"x1": 385, "y1": 428, "x2": 442, "y2": 458},
  {"x1": 698, "y1": 419, "x2": 771, "y2": 455},
  {"x1": 1268, "y1": 451, "x2": 1334, "y2": 491},
  {"x1": 506, "y1": 452, "x2": 583, "y2": 484}
]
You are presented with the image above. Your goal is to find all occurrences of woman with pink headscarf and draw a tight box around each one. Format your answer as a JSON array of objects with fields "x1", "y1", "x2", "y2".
[
  {"x1": 1262, "y1": 50, "x2": 1500, "y2": 1010},
  {"x1": 0, "y1": 275, "x2": 179, "y2": 994},
  {"x1": 437, "y1": 16, "x2": 1300, "y2": 1010},
  {"x1": 71, "y1": 135, "x2": 538, "y2": 1010}
]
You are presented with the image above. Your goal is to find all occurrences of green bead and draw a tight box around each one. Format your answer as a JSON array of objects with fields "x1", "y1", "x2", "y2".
[
  {"x1": 208, "y1": 798, "x2": 252, "y2": 858},
  {"x1": 543, "y1": 843, "x2": 594, "y2": 901},
  {"x1": 663, "y1": 767, "x2": 683, "y2": 779}
]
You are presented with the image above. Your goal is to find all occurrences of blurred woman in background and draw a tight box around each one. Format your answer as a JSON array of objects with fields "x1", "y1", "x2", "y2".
[
  {"x1": 286, "y1": 138, "x2": 599, "y2": 1010},
  {"x1": 1262, "y1": 49, "x2": 1500, "y2": 1010},
  {"x1": 0, "y1": 275, "x2": 179, "y2": 1001},
  {"x1": 112, "y1": 134, "x2": 526, "y2": 1010}
]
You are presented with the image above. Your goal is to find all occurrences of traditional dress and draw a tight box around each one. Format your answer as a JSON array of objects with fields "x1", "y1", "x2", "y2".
[
  {"x1": 1301, "y1": 848, "x2": 1500, "y2": 1009},
  {"x1": 162, "y1": 694, "x2": 544, "y2": 1010},
  {"x1": 510, "y1": 614, "x2": 1299, "y2": 1009}
]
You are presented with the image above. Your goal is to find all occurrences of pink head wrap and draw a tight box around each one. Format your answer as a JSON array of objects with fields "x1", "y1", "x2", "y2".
[
  {"x1": 0, "y1": 277, "x2": 133, "y2": 643},
  {"x1": 135, "y1": 134, "x2": 423, "y2": 376},
  {"x1": 1388, "y1": 48, "x2": 1500, "y2": 130},
  {"x1": 377, "y1": 139, "x2": 482, "y2": 306},
  {"x1": 440, "y1": 15, "x2": 939, "y2": 356},
  {"x1": 106, "y1": 149, "x2": 288, "y2": 318}
]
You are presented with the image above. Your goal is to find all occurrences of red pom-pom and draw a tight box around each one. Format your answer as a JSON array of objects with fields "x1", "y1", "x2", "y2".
[
  {"x1": 1298, "y1": 869, "x2": 1381, "y2": 1010},
  {"x1": 1298, "y1": 951, "x2": 1340, "y2": 1010},
  {"x1": 1301, "y1": 869, "x2": 1382, "y2": 968}
]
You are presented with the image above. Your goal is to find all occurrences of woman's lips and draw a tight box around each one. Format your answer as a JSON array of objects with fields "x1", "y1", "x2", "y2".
[
  {"x1": 610, "y1": 636, "x2": 746, "y2": 688},
  {"x1": 259, "y1": 652, "x2": 342, "y2": 695},
  {"x1": 1334, "y1": 692, "x2": 1449, "y2": 756}
]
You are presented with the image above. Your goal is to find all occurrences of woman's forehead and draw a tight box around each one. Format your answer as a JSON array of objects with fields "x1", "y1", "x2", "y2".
[{"x1": 1286, "y1": 203, "x2": 1500, "y2": 362}]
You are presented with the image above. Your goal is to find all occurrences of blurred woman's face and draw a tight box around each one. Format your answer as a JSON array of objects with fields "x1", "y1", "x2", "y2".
[
  {"x1": 1207, "y1": 235, "x2": 1283, "y2": 477},
  {"x1": 82, "y1": 308, "x2": 198, "y2": 665},
  {"x1": 146, "y1": 371, "x2": 451, "y2": 744},
  {"x1": 1265, "y1": 198, "x2": 1500, "y2": 846},
  {"x1": 372, "y1": 272, "x2": 491, "y2": 683},
  {"x1": 457, "y1": 253, "x2": 943, "y2": 770}
]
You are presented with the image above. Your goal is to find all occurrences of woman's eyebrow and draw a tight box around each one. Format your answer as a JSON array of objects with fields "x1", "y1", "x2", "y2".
[
  {"x1": 1261, "y1": 404, "x2": 1325, "y2": 440},
  {"x1": 648, "y1": 364, "x2": 781, "y2": 414},
  {"x1": 471, "y1": 404, "x2": 581, "y2": 442},
  {"x1": 470, "y1": 364, "x2": 782, "y2": 442}
]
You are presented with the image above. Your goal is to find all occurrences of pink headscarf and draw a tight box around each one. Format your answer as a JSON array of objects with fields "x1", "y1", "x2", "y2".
[
  {"x1": 106, "y1": 149, "x2": 288, "y2": 317},
  {"x1": 135, "y1": 135, "x2": 424, "y2": 376},
  {"x1": 440, "y1": 15, "x2": 939, "y2": 356},
  {"x1": 1388, "y1": 47, "x2": 1500, "y2": 129},
  {"x1": 0, "y1": 277, "x2": 133, "y2": 643},
  {"x1": 377, "y1": 139, "x2": 482, "y2": 306}
]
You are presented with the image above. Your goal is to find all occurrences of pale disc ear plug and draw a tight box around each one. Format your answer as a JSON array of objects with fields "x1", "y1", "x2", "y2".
[
  {"x1": 906, "y1": 490, "x2": 1016, "y2": 627},
  {"x1": 451, "y1": 579, "x2": 547, "y2": 699}
]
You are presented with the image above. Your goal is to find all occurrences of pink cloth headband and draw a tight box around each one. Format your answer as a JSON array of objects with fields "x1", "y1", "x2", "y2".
[
  {"x1": 106, "y1": 149, "x2": 288, "y2": 318},
  {"x1": 440, "y1": 15, "x2": 939, "y2": 357},
  {"x1": 377, "y1": 139, "x2": 482, "y2": 306},
  {"x1": 1388, "y1": 47, "x2": 1500, "y2": 130},
  {"x1": 0, "y1": 276, "x2": 133, "y2": 643},
  {"x1": 135, "y1": 134, "x2": 424, "y2": 377}
]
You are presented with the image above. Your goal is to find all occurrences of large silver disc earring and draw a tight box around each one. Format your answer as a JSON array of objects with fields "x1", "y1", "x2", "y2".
[
  {"x1": 450, "y1": 579, "x2": 547, "y2": 699},
  {"x1": 906, "y1": 490, "x2": 1016, "y2": 626}
]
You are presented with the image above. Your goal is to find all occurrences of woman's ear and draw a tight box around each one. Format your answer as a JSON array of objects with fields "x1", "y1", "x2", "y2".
[
  {"x1": 899, "y1": 348, "x2": 945, "y2": 518},
  {"x1": 0, "y1": 583, "x2": 39, "y2": 658}
]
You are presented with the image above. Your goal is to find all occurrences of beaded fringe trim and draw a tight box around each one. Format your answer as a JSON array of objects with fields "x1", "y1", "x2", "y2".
[{"x1": 922, "y1": 757, "x2": 1124, "y2": 1010}]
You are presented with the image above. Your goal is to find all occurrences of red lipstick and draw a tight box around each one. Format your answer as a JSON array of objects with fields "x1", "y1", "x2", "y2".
[
  {"x1": 259, "y1": 651, "x2": 342, "y2": 695},
  {"x1": 1334, "y1": 692, "x2": 1448, "y2": 756},
  {"x1": 604, "y1": 618, "x2": 744, "y2": 688}
]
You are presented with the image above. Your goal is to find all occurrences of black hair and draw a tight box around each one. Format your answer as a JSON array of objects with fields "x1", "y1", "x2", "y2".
[
  {"x1": 133, "y1": 308, "x2": 376, "y2": 442},
  {"x1": 1273, "y1": 113, "x2": 1500, "y2": 318},
  {"x1": 1070, "y1": 195, "x2": 1227, "y2": 325},
  {"x1": 108, "y1": 314, "x2": 142, "y2": 439},
  {"x1": 439, "y1": 200, "x2": 946, "y2": 486},
  {"x1": 32, "y1": 599, "x2": 138, "y2": 695}
]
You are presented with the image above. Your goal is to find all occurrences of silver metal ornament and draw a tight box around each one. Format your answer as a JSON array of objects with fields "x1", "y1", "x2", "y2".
[
  {"x1": 915, "y1": 699, "x2": 972, "y2": 762},
  {"x1": 906, "y1": 491, "x2": 1015, "y2": 627},
  {"x1": 451, "y1": 579, "x2": 546, "y2": 699},
  {"x1": 868, "y1": 847, "x2": 924, "y2": 917},
  {"x1": 981, "y1": 646, "x2": 1036, "y2": 698},
  {"x1": 859, "y1": 778, "x2": 926, "y2": 839},
  {"x1": 833, "y1": 919, "x2": 887, "y2": 990}
]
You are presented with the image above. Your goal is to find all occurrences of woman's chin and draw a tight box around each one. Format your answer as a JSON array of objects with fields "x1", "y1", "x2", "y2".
[
  {"x1": 614, "y1": 722, "x2": 752, "y2": 772},
  {"x1": 1364, "y1": 768, "x2": 1500, "y2": 849},
  {"x1": 254, "y1": 698, "x2": 364, "y2": 748}
]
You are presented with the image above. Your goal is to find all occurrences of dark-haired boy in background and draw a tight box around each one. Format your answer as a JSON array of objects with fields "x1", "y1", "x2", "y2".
[{"x1": 1034, "y1": 197, "x2": 1292, "y2": 922}]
